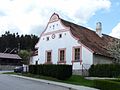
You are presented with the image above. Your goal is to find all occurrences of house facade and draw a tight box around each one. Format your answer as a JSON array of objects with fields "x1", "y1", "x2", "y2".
[{"x1": 30, "y1": 13, "x2": 118, "y2": 71}]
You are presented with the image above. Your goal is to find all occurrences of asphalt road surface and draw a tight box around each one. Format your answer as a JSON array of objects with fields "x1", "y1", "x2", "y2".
[{"x1": 0, "y1": 74, "x2": 70, "y2": 90}]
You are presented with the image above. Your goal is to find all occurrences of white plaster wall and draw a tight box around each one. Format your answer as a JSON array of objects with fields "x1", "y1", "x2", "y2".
[
  {"x1": 30, "y1": 55, "x2": 39, "y2": 65},
  {"x1": 73, "y1": 63, "x2": 82, "y2": 70},
  {"x1": 82, "y1": 46, "x2": 93, "y2": 69},
  {"x1": 44, "y1": 20, "x2": 66, "y2": 33},
  {"x1": 38, "y1": 30, "x2": 80, "y2": 65}
]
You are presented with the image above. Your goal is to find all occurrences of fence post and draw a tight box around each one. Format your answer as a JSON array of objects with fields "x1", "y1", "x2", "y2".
[{"x1": 82, "y1": 64, "x2": 83, "y2": 76}]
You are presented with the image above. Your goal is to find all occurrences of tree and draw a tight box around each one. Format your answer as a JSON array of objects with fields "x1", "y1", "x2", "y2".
[
  {"x1": 18, "y1": 50, "x2": 32, "y2": 65},
  {"x1": 0, "y1": 31, "x2": 38, "y2": 53},
  {"x1": 108, "y1": 39, "x2": 120, "y2": 63}
]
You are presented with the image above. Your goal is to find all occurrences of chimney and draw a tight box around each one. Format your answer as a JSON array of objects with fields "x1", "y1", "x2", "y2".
[{"x1": 96, "y1": 22, "x2": 102, "y2": 37}]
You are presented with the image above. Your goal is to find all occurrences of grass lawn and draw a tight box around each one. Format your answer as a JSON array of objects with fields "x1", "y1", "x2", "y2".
[
  {"x1": 64, "y1": 75, "x2": 94, "y2": 87},
  {"x1": 3, "y1": 72, "x2": 94, "y2": 88}
]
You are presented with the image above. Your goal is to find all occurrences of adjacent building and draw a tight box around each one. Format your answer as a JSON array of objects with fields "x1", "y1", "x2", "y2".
[{"x1": 0, "y1": 53, "x2": 21, "y2": 65}]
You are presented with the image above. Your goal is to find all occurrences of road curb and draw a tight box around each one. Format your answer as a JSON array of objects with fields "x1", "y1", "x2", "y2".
[{"x1": 11, "y1": 75, "x2": 99, "y2": 90}]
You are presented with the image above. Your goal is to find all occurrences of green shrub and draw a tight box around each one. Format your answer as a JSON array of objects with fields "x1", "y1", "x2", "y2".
[
  {"x1": 29, "y1": 65, "x2": 37, "y2": 74},
  {"x1": 29, "y1": 64, "x2": 72, "y2": 80},
  {"x1": 55, "y1": 64, "x2": 72, "y2": 80},
  {"x1": 94, "y1": 79, "x2": 120, "y2": 90},
  {"x1": 89, "y1": 64, "x2": 120, "y2": 77}
]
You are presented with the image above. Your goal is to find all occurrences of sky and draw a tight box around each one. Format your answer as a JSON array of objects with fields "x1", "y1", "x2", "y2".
[{"x1": 0, "y1": 0, "x2": 120, "y2": 38}]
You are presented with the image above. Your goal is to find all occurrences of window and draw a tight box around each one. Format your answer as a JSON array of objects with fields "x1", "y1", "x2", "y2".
[
  {"x1": 59, "y1": 34, "x2": 62, "y2": 38},
  {"x1": 53, "y1": 25, "x2": 55, "y2": 29},
  {"x1": 58, "y1": 49, "x2": 66, "y2": 63},
  {"x1": 74, "y1": 48, "x2": 80, "y2": 61},
  {"x1": 46, "y1": 51, "x2": 51, "y2": 62},
  {"x1": 46, "y1": 37, "x2": 49, "y2": 41},
  {"x1": 35, "y1": 61, "x2": 38, "y2": 65},
  {"x1": 59, "y1": 50, "x2": 65, "y2": 61}
]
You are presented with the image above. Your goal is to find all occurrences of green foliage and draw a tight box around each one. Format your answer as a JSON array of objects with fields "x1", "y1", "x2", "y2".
[
  {"x1": 89, "y1": 64, "x2": 120, "y2": 77},
  {"x1": 18, "y1": 50, "x2": 31, "y2": 64},
  {"x1": 0, "y1": 31, "x2": 38, "y2": 53},
  {"x1": 94, "y1": 79, "x2": 120, "y2": 90},
  {"x1": 29, "y1": 64, "x2": 72, "y2": 80},
  {"x1": 65, "y1": 75, "x2": 94, "y2": 87}
]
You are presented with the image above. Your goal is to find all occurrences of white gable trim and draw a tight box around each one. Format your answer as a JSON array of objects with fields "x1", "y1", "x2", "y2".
[{"x1": 42, "y1": 29, "x2": 69, "y2": 36}]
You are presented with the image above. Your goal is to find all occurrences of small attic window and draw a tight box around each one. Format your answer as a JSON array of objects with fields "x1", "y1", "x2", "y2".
[
  {"x1": 59, "y1": 34, "x2": 62, "y2": 38},
  {"x1": 53, "y1": 25, "x2": 55, "y2": 29},
  {"x1": 46, "y1": 37, "x2": 49, "y2": 41}
]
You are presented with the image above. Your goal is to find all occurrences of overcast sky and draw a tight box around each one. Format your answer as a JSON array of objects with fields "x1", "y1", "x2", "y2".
[{"x1": 0, "y1": 0, "x2": 120, "y2": 38}]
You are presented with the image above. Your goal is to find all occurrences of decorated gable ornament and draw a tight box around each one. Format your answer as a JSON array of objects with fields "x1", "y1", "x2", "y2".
[
  {"x1": 51, "y1": 34, "x2": 55, "y2": 39},
  {"x1": 49, "y1": 13, "x2": 59, "y2": 23}
]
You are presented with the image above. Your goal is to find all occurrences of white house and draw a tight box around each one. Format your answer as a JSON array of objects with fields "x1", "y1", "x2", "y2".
[{"x1": 30, "y1": 13, "x2": 119, "y2": 74}]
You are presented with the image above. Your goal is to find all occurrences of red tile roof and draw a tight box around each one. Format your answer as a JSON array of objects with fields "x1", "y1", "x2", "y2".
[
  {"x1": 0, "y1": 53, "x2": 22, "y2": 60},
  {"x1": 61, "y1": 19, "x2": 119, "y2": 58}
]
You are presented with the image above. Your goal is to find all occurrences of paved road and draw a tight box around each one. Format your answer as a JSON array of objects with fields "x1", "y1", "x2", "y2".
[{"x1": 0, "y1": 74, "x2": 70, "y2": 90}]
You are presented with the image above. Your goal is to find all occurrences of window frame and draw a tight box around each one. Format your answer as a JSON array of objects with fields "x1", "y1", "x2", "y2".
[
  {"x1": 72, "y1": 46, "x2": 82, "y2": 62},
  {"x1": 45, "y1": 50, "x2": 52, "y2": 64},
  {"x1": 58, "y1": 48, "x2": 66, "y2": 64},
  {"x1": 59, "y1": 34, "x2": 62, "y2": 38}
]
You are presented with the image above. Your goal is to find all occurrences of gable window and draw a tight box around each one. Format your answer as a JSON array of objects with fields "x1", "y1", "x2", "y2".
[
  {"x1": 59, "y1": 34, "x2": 62, "y2": 38},
  {"x1": 46, "y1": 51, "x2": 52, "y2": 62},
  {"x1": 46, "y1": 37, "x2": 49, "y2": 41},
  {"x1": 58, "y1": 48, "x2": 66, "y2": 63}
]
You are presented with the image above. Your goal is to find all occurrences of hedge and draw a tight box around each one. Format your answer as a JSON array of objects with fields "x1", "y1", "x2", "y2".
[
  {"x1": 29, "y1": 64, "x2": 72, "y2": 80},
  {"x1": 94, "y1": 79, "x2": 120, "y2": 90},
  {"x1": 89, "y1": 64, "x2": 120, "y2": 77}
]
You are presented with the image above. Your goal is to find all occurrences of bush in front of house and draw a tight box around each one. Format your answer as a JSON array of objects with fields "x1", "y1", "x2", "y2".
[
  {"x1": 29, "y1": 64, "x2": 72, "y2": 80},
  {"x1": 29, "y1": 65, "x2": 37, "y2": 74},
  {"x1": 89, "y1": 64, "x2": 120, "y2": 77},
  {"x1": 94, "y1": 79, "x2": 120, "y2": 90}
]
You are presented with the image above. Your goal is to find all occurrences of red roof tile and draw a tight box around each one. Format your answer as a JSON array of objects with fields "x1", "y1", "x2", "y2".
[{"x1": 61, "y1": 19, "x2": 119, "y2": 58}]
